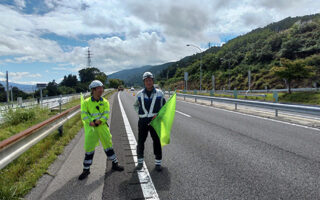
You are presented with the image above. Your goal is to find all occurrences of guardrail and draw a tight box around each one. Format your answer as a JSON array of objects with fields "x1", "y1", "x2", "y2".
[
  {"x1": 0, "y1": 90, "x2": 114, "y2": 170},
  {"x1": 214, "y1": 91, "x2": 266, "y2": 98},
  {"x1": 0, "y1": 92, "x2": 90, "y2": 112},
  {"x1": 179, "y1": 90, "x2": 268, "y2": 98},
  {"x1": 0, "y1": 92, "x2": 92, "y2": 124},
  {"x1": 181, "y1": 87, "x2": 319, "y2": 94},
  {"x1": 167, "y1": 91, "x2": 320, "y2": 117}
]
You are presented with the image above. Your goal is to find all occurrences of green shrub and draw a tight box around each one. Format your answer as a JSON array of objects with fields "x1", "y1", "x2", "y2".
[{"x1": 3, "y1": 108, "x2": 36, "y2": 126}]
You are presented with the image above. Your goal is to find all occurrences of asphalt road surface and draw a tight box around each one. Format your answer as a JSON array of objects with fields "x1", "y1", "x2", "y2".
[{"x1": 28, "y1": 91, "x2": 320, "y2": 199}]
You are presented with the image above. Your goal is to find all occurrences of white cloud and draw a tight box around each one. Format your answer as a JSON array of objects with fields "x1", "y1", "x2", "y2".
[
  {"x1": 51, "y1": 66, "x2": 78, "y2": 72},
  {"x1": 14, "y1": 0, "x2": 26, "y2": 9},
  {"x1": 0, "y1": 0, "x2": 319, "y2": 76},
  {"x1": 0, "y1": 78, "x2": 39, "y2": 85},
  {"x1": 0, "y1": 72, "x2": 41, "y2": 83}
]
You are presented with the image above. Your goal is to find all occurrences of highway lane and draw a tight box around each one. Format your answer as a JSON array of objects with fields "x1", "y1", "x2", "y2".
[{"x1": 120, "y1": 90, "x2": 320, "y2": 199}]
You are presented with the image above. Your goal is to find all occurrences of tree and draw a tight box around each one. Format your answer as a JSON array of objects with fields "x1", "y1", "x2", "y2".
[
  {"x1": 0, "y1": 84, "x2": 6, "y2": 102},
  {"x1": 95, "y1": 73, "x2": 107, "y2": 84},
  {"x1": 109, "y1": 79, "x2": 124, "y2": 89},
  {"x1": 272, "y1": 58, "x2": 315, "y2": 93},
  {"x1": 305, "y1": 54, "x2": 320, "y2": 87},
  {"x1": 279, "y1": 37, "x2": 303, "y2": 59},
  {"x1": 58, "y1": 86, "x2": 76, "y2": 95},
  {"x1": 75, "y1": 82, "x2": 88, "y2": 93},
  {"x1": 47, "y1": 80, "x2": 59, "y2": 96},
  {"x1": 60, "y1": 74, "x2": 78, "y2": 88},
  {"x1": 0, "y1": 84, "x2": 5, "y2": 93},
  {"x1": 79, "y1": 67, "x2": 107, "y2": 84}
]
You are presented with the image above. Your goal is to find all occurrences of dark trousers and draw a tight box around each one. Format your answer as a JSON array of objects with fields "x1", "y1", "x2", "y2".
[{"x1": 137, "y1": 120, "x2": 162, "y2": 160}]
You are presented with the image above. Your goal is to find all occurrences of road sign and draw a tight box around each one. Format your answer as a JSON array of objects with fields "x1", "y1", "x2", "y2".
[
  {"x1": 36, "y1": 83, "x2": 47, "y2": 105},
  {"x1": 233, "y1": 89, "x2": 238, "y2": 99},
  {"x1": 184, "y1": 72, "x2": 188, "y2": 81},
  {"x1": 184, "y1": 72, "x2": 188, "y2": 91},
  {"x1": 36, "y1": 83, "x2": 47, "y2": 88},
  {"x1": 212, "y1": 75, "x2": 215, "y2": 91},
  {"x1": 248, "y1": 70, "x2": 251, "y2": 91},
  {"x1": 273, "y1": 91, "x2": 278, "y2": 103}
]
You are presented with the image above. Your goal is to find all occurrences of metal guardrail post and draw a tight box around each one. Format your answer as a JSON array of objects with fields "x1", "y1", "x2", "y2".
[
  {"x1": 234, "y1": 89, "x2": 238, "y2": 110},
  {"x1": 58, "y1": 95, "x2": 63, "y2": 136},
  {"x1": 273, "y1": 91, "x2": 279, "y2": 117}
]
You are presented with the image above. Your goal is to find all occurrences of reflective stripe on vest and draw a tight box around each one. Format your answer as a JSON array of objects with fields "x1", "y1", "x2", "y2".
[{"x1": 138, "y1": 90, "x2": 162, "y2": 118}]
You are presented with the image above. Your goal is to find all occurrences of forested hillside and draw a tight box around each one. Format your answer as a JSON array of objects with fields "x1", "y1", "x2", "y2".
[{"x1": 157, "y1": 13, "x2": 320, "y2": 91}]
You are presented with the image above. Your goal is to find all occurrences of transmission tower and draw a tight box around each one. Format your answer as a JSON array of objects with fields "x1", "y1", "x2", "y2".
[{"x1": 87, "y1": 47, "x2": 93, "y2": 68}]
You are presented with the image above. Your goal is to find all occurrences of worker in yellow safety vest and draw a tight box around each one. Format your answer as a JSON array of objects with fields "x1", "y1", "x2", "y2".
[{"x1": 79, "y1": 80, "x2": 124, "y2": 180}]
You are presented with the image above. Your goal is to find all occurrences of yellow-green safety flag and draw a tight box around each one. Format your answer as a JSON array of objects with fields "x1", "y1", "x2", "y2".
[{"x1": 150, "y1": 92, "x2": 176, "y2": 146}]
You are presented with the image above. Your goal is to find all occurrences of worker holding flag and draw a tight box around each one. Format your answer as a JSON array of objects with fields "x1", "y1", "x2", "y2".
[
  {"x1": 133, "y1": 72, "x2": 169, "y2": 172},
  {"x1": 150, "y1": 91, "x2": 176, "y2": 147},
  {"x1": 79, "y1": 80, "x2": 124, "y2": 180}
]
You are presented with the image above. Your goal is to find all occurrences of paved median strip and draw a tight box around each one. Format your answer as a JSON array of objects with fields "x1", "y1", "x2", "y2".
[{"x1": 117, "y1": 92, "x2": 160, "y2": 200}]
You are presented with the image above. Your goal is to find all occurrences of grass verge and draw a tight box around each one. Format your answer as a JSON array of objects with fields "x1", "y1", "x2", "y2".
[{"x1": 1, "y1": 92, "x2": 97, "y2": 142}]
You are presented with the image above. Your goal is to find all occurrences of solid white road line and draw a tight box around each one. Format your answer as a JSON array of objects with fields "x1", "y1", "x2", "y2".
[
  {"x1": 177, "y1": 99, "x2": 320, "y2": 132},
  {"x1": 176, "y1": 110, "x2": 191, "y2": 118},
  {"x1": 118, "y1": 92, "x2": 160, "y2": 200}
]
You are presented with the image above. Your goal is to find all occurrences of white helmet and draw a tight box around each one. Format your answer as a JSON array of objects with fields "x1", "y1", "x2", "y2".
[
  {"x1": 89, "y1": 80, "x2": 103, "y2": 89},
  {"x1": 143, "y1": 72, "x2": 154, "y2": 80}
]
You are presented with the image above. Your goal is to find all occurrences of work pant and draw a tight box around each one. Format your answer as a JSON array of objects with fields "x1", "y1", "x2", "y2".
[
  {"x1": 84, "y1": 124, "x2": 112, "y2": 152},
  {"x1": 83, "y1": 148, "x2": 118, "y2": 170},
  {"x1": 83, "y1": 124, "x2": 118, "y2": 170},
  {"x1": 137, "y1": 120, "x2": 162, "y2": 165}
]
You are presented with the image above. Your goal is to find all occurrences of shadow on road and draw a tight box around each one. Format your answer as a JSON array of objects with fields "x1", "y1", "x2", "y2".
[
  {"x1": 45, "y1": 170, "x2": 114, "y2": 200},
  {"x1": 150, "y1": 166, "x2": 171, "y2": 191}
]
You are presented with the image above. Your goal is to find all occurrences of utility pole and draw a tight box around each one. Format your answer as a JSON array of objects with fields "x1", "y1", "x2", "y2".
[
  {"x1": 184, "y1": 72, "x2": 188, "y2": 91},
  {"x1": 248, "y1": 70, "x2": 251, "y2": 92},
  {"x1": 186, "y1": 44, "x2": 202, "y2": 91},
  {"x1": 10, "y1": 86, "x2": 13, "y2": 102},
  {"x1": 6, "y1": 71, "x2": 9, "y2": 103},
  {"x1": 200, "y1": 54, "x2": 202, "y2": 91},
  {"x1": 212, "y1": 75, "x2": 215, "y2": 91},
  {"x1": 228, "y1": 60, "x2": 231, "y2": 90}
]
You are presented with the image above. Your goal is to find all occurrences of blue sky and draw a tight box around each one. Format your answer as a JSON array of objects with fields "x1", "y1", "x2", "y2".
[{"x1": 0, "y1": 0, "x2": 319, "y2": 85}]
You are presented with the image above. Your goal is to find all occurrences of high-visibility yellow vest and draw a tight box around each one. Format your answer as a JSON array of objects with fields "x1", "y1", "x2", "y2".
[{"x1": 81, "y1": 96, "x2": 110, "y2": 125}]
